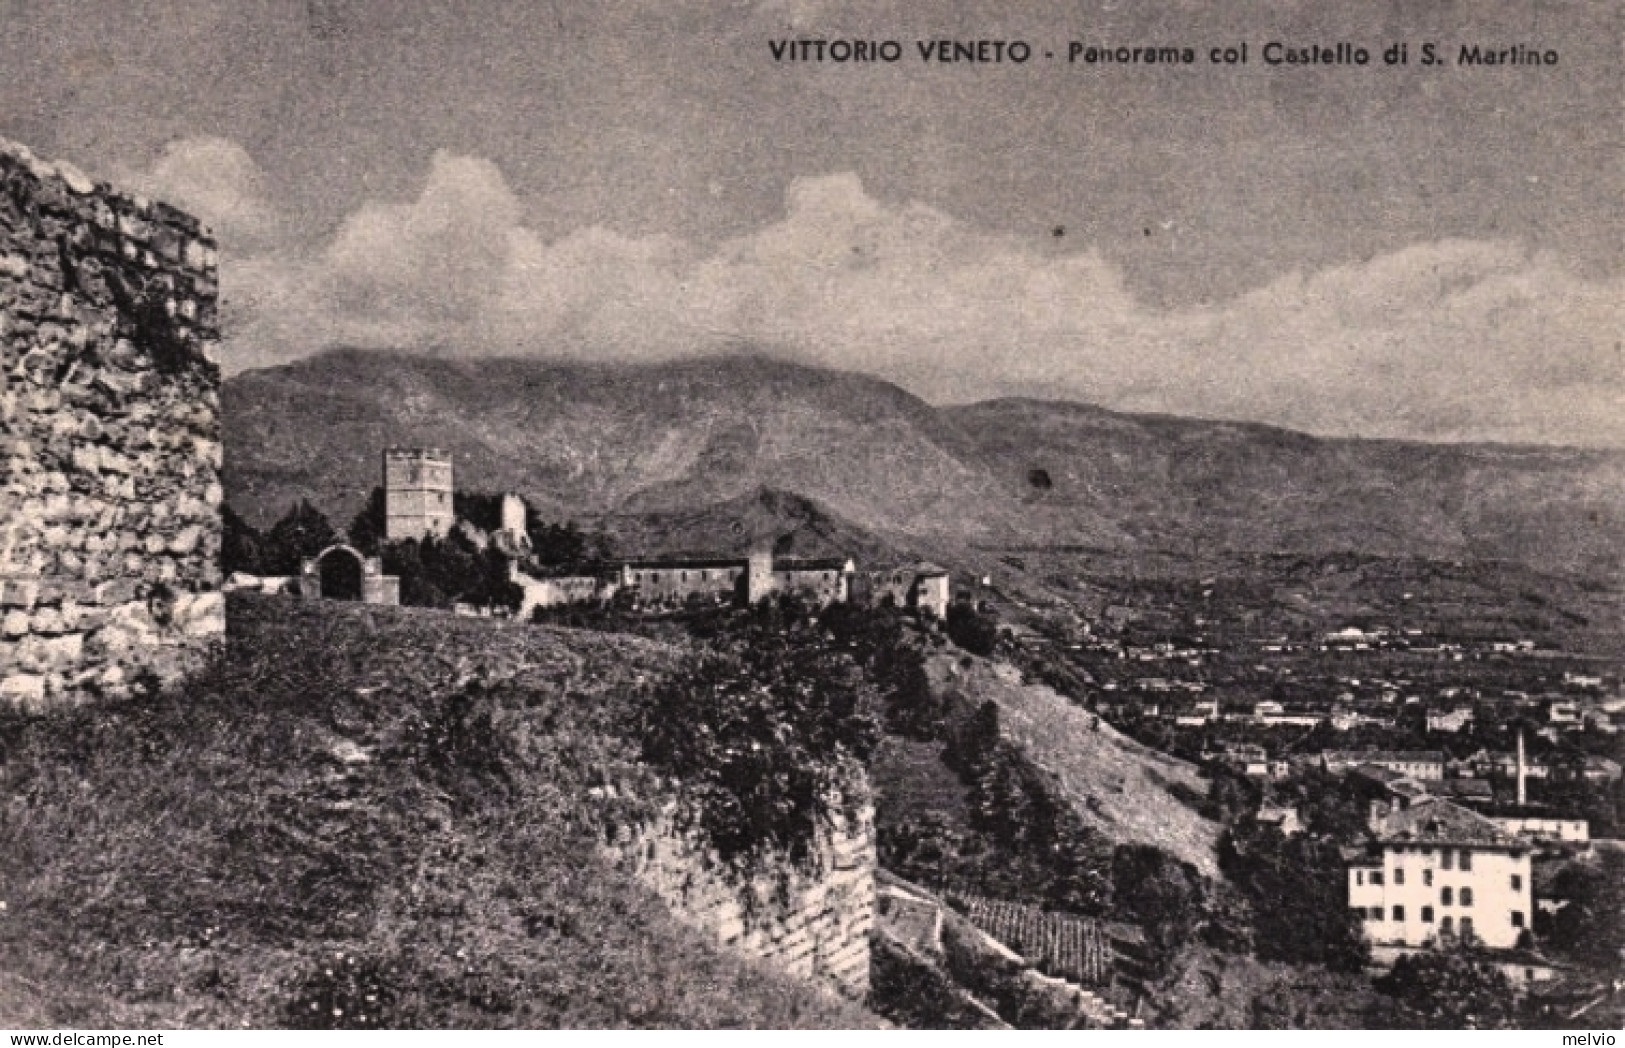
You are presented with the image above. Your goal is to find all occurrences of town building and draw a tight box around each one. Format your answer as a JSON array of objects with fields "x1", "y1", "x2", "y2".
[
  {"x1": 1426, "y1": 707, "x2": 1475, "y2": 734},
  {"x1": 1547, "y1": 700, "x2": 1583, "y2": 726},
  {"x1": 1489, "y1": 815, "x2": 1589, "y2": 845},
  {"x1": 383, "y1": 448, "x2": 454, "y2": 541},
  {"x1": 1322, "y1": 750, "x2": 1445, "y2": 781},
  {"x1": 1347, "y1": 796, "x2": 1534, "y2": 951},
  {"x1": 1462, "y1": 750, "x2": 1550, "y2": 781},
  {"x1": 1433, "y1": 779, "x2": 1495, "y2": 805},
  {"x1": 1582, "y1": 755, "x2": 1622, "y2": 783},
  {"x1": 1256, "y1": 803, "x2": 1303, "y2": 836}
]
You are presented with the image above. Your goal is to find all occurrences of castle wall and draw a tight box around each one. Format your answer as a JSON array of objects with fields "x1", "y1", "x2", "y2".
[
  {"x1": 867, "y1": 567, "x2": 951, "y2": 619},
  {"x1": 0, "y1": 139, "x2": 223, "y2": 709},
  {"x1": 772, "y1": 566, "x2": 850, "y2": 605},
  {"x1": 513, "y1": 572, "x2": 608, "y2": 616},
  {"x1": 620, "y1": 562, "x2": 744, "y2": 607},
  {"x1": 607, "y1": 801, "x2": 875, "y2": 1000}
]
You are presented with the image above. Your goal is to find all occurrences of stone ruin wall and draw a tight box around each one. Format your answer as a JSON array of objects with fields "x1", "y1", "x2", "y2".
[
  {"x1": 606, "y1": 799, "x2": 875, "y2": 1000},
  {"x1": 0, "y1": 139, "x2": 223, "y2": 710}
]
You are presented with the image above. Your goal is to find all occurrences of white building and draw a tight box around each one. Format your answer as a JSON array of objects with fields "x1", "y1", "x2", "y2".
[
  {"x1": 1347, "y1": 796, "x2": 1533, "y2": 951},
  {"x1": 1490, "y1": 815, "x2": 1589, "y2": 845},
  {"x1": 1323, "y1": 750, "x2": 1446, "y2": 782},
  {"x1": 1546, "y1": 700, "x2": 1584, "y2": 727},
  {"x1": 1426, "y1": 707, "x2": 1475, "y2": 734}
]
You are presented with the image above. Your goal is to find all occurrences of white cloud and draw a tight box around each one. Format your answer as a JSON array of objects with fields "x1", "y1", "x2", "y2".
[
  {"x1": 118, "y1": 137, "x2": 281, "y2": 247},
  {"x1": 188, "y1": 143, "x2": 1622, "y2": 447}
]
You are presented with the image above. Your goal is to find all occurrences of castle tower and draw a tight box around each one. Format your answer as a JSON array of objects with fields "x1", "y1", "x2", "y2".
[
  {"x1": 745, "y1": 548, "x2": 775, "y2": 604},
  {"x1": 384, "y1": 448, "x2": 454, "y2": 542},
  {"x1": 499, "y1": 493, "x2": 529, "y2": 546}
]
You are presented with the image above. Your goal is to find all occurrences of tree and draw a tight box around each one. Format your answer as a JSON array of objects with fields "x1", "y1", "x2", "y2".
[
  {"x1": 1111, "y1": 844, "x2": 1203, "y2": 971},
  {"x1": 262, "y1": 500, "x2": 337, "y2": 575},
  {"x1": 1546, "y1": 850, "x2": 1625, "y2": 969},
  {"x1": 524, "y1": 505, "x2": 587, "y2": 566},
  {"x1": 820, "y1": 602, "x2": 943, "y2": 739},
  {"x1": 634, "y1": 626, "x2": 881, "y2": 877},
  {"x1": 347, "y1": 487, "x2": 387, "y2": 555},
  {"x1": 1373, "y1": 948, "x2": 1517, "y2": 1029},
  {"x1": 946, "y1": 602, "x2": 1000, "y2": 657},
  {"x1": 1219, "y1": 816, "x2": 1370, "y2": 973},
  {"x1": 382, "y1": 531, "x2": 521, "y2": 611},
  {"x1": 452, "y1": 491, "x2": 505, "y2": 533},
  {"x1": 220, "y1": 503, "x2": 266, "y2": 575}
]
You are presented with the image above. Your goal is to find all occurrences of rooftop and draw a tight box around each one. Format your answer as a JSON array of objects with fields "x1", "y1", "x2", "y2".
[
  {"x1": 772, "y1": 557, "x2": 853, "y2": 571},
  {"x1": 1324, "y1": 750, "x2": 1445, "y2": 764},
  {"x1": 621, "y1": 557, "x2": 748, "y2": 570},
  {"x1": 1373, "y1": 796, "x2": 1516, "y2": 848}
]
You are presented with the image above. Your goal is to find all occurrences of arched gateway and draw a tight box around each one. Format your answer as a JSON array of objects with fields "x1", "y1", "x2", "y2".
[{"x1": 298, "y1": 545, "x2": 400, "y2": 605}]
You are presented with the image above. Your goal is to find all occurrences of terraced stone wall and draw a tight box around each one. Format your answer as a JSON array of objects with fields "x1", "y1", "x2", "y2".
[{"x1": 608, "y1": 800, "x2": 875, "y2": 999}]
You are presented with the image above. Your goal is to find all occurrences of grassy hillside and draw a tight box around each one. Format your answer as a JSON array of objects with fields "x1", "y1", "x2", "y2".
[
  {"x1": 222, "y1": 349, "x2": 1625, "y2": 580},
  {"x1": 925, "y1": 653, "x2": 1221, "y2": 878},
  {"x1": 0, "y1": 596, "x2": 879, "y2": 1029}
]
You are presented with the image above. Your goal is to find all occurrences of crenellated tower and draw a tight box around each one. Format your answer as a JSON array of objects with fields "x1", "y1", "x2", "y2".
[{"x1": 383, "y1": 448, "x2": 454, "y2": 542}]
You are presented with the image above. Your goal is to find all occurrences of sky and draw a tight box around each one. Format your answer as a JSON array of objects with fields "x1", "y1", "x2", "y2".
[{"x1": 2, "y1": 0, "x2": 1621, "y2": 446}]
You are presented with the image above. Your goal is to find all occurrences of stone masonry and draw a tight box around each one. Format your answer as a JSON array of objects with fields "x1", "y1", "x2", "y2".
[
  {"x1": 0, "y1": 138, "x2": 223, "y2": 710},
  {"x1": 607, "y1": 799, "x2": 876, "y2": 1000}
]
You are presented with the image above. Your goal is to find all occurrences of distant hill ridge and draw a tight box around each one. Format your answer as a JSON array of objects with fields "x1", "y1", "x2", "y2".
[{"x1": 222, "y1": 348, "x2": 1625, "y2": 580}]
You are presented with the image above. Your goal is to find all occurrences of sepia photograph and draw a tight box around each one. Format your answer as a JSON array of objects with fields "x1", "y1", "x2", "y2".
[{"x1": 0, "y1": 0, "x2": 1621, "y2": 1032}]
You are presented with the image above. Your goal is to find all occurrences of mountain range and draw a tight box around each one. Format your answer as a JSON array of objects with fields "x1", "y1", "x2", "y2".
[{"x1": 221, "y1": 349, "x2": 1625, "y2": 582}]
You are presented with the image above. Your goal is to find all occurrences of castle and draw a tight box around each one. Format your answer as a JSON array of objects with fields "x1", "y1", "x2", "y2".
[{"x1": 285, "y1": 445, "x2": 950, "y2": 621}]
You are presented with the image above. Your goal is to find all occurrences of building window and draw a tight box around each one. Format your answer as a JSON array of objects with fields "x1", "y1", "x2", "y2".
[
  {"x1": 1371, "y1": 871, "x2": 1384, "y2": 886},
  {"x1": 1461, "y1": 917, "x2": 1474, "y2": 938},
  {"x1": 1423, "y1": 869, "x2": 1433, "y2": 887},
  {"x1": 1511, "y1": 910, "x2": 1524, "y2": 928},
  {"x1": 1442, "y1": 850, "x2": 1454, "y2": 870},
  {"x1": 1441, "y1": 887, "x2": 1453, "y2": 906},
  {"x1": 1441, "y1": 916, "x2": 1453, "y2": 934},
  {"x1": 1461, "y1": 887, "x2": 1473, "y2": 906},
  {"x1": 1421, "y1": 906, "x2": 1434, "y2": 923},
  {"x1": 1459, "y1": 850, "x2": 1472, "y2": 871},
  {"x1": 1394, "y1": 868, "x2": 1405, "y2": 886},
  {"x1": 1510, "y1": 875, "x2": 1521, "y2": 892},
  {"x1": 1355, "y1": 870, "x2": 1363, "y2": 886}
]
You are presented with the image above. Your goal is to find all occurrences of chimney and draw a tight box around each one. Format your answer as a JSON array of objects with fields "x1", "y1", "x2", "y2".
[{"x1": 1516, "y1": 728, "x2": 1527, "y2": 807}]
